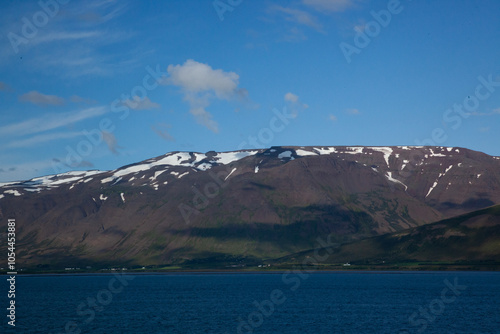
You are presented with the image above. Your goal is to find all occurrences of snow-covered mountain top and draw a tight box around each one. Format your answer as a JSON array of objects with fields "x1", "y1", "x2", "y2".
[{"x1": 0, "y1": 146, "x2": 497, "y2": 199}]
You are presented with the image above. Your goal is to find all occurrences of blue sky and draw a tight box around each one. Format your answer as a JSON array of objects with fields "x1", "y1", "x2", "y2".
[{"x1": 0, "y1": 0, "x2": 499, "y2": 182}]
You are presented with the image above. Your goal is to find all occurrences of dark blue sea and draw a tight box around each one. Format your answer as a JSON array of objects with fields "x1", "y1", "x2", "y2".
[{"x1": 2, "y1": 271, "x2": 499, "y2": 333}]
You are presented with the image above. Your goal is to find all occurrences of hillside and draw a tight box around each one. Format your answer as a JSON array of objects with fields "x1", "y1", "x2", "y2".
[
  {"x1": 277, "y1": 204, "x2": 500, "y2": 269},
  {"x1": 1, "y1": 145, "x2": 499, "y2": 269}
]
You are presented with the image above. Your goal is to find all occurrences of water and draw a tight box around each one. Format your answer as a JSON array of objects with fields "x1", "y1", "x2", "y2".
[{"x1": 2, "y1": 271, "x2": 499, "y2": 333}]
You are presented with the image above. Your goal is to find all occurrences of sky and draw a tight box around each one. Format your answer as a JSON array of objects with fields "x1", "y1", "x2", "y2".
[{"x1": 0, "y1": 0, "x2": 499, "y2": 182}]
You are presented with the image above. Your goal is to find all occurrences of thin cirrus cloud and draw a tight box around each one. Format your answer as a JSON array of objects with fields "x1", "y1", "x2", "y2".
[
  {"x1": 0, "y1": 106, "x2": 108, "y2": 137},
  {"x1": 4, "y1": 132, "x2": 83, "y2": 149},
  {"x1": 31, "y1": 31, "x2": 102, "y2": 46},
  {"x1": 164, "y1": 59, "x2": 247, "y2": 133},
  {"x1": 468, "y1": 108, "x2": 500, "y2": 116},
  {"x1": 302, "y1": 0, "x2": 363, "y2": 12},
  {"x1": 270, "y1": 5, "x2": 323, "y2": 32},
  {"x1": 346, "y1": 108, "x2": 360, "y2": 115},
  {"x1": 152, "y1": 123, "x2": 175, "y2": 142},
  {"x1": 122, "y1": 96, "x2": 160, "y2": 110},
  {"x1": 19, "y1": 91, "x2": 65, "y2": 106}
]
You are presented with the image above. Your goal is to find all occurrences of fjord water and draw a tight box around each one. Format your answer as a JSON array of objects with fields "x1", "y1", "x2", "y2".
[{"x1": 2, "y1": 272, "x2": 499, "y2": 333}]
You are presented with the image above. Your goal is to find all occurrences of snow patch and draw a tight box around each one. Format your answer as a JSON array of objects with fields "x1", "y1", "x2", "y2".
[
  {"x1": 178, "y1": 172, "x2": 189, "y2": 178},
  {"x1": 4, "y1": 189, "x2": 22, "y2": 196},
  {"x1": 254, "y1": 166, "x2": 259, "y2": 173},
  {"x1": 429, "y1": 148, "x2": 446, "y2": 157},
  {"x1": 100, "y1": 194, "x2": 108, "y2": 201},
  {"x1": 24, "y1": 188, "x2": 42, "y2": 192},
  {"x1": 314, "y1": 147, "x2": 337, "y2": 155},
  {"x1": 369, "y1": 147, "x2": 393, "y2": 167},
  {"x1": 425, "y1": 181, "x2": 439, "y2": 198},
  {"x1": 342, "y1": 147, "x2": 364, "y2": 155},
  {"x1": 386, "y1": 172, "x2": 408, "y2": 191},
  {"x1": 120, "y1": 193, "x2": 125, "y2": 203},
  {"x1": 401, "y1": 159, "x2": 410, "y2": 170},
  {"x1": 151, "y1": 170, "x2": 167, "y2": 181},
  {"x1": 224, "y1": 168, "x2": 237, "y2": 181},
  {"x1": 197, "y1": 163, "x2": 212, "y2": 171},
  {"x1": 296, "y1": 149, "x2": 318, "y2": 157},
  {"x1": 211, "y1": 151, "x2": 258, "y2": 165}
]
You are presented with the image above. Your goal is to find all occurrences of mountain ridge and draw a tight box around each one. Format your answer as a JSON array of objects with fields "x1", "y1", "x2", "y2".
[{"x1": 1, "y1": 145, "x2": 499, "y2": 269}]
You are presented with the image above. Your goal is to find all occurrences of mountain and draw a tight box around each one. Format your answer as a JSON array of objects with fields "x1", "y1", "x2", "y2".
[
  {"x1": 1, "y1": 146, "x2": 499, "y2": 269},
  {"x1": 278, "y1": 204, "x2": 500, "y2": 269}
]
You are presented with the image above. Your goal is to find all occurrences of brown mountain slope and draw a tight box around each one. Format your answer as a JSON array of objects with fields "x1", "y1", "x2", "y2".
[
  {"x1": 278, "y1": 204, "x2": 500, "y2": 266},
  {"x1": 0, "y1": 146, "x2": 499, "y2": 268}
]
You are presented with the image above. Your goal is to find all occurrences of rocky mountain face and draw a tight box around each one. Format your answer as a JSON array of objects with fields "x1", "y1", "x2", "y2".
[{"x1": 1, "y1": 146, "x2": 499, "y2": 268}]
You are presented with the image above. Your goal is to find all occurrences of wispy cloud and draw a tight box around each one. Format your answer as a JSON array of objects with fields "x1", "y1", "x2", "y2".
[
  {"x1": 468, "y1": 108, "x2": 500, "y2": 116},
  {"x1": 70, "y1": 95, "x2": 98, "y2": 104},
  {"x1": 0, "y1": 81, "x2": 11, "y2": 91},
  {"x1": 302, "y1": 0, "x2": 363, "y2": 12},
  {"x1": 0, "y1": 106, "x2": 108, "y2": 136},
  {"x1": 152, "y1": 123, "x2": 175, "y2": 142},
  {"x1": 270, "y1": 5, "x2": 323, "y2": 32},
  {"x1": 102, "y1": 131, "x2": 120, "y2": 154},
  {"x1": 1, "y1": 0, "x2": 134, "y2": 78},
  {"x1": 19, "y1": 91, "x2": 65, "y2": 106},
  {"x1": 31, "y1": 31, "x2": 102, "y2": 45},
  {"x1": 164, "y1": 59, "x2": 247, "y2": 132},
  {"x1": 346, "y1": 108, "x2": 360, "y2": 115},
  {"x1": 123, "y1": 96, "x2": 160, "y2": 110},
  {"x1": 3, "y1": 132, "x2": 83, "y2": 149},
  {"x1": 329, "y1": 114, "x2": 338, "y2": 122},
  {"x1": 284, "y1": 92, "x2": 308, "y2": 118}
]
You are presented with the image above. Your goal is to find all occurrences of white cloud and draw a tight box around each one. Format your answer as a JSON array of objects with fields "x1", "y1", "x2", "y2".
[
  {"x1": 102, "y1": 131, "x2": 120, "y2": 154},
  {"x1": 284, "y1": 92, "x2": 308, "y2": 118},
  {"x1": 271, "y1": 5, "x2": 323, "y2": 32},
  {"x1": 19, "y1": 91, "x2": 65, "y2": 106},
  {"x1": 123, "y1": 96, "x2": 160, "y2": 110},
  {"x1": 302, "y1": 0, "x2": 362, "y2": 12},
  {"x1": 284, "y1": 92, "x2": 299, "y2": 103},
  {"x1": 166, "y1": 59, "x2": 240, "y2": 99},
  {"x1": 346, "y1": 108, "x2": 360, "y2": 115},
  {"x1": 164, "y1": 59, "x2": 246, "y2": 132},
  {"x1": 329, "y1": 114, "x2": 338, "y2": 121},
  {"x1": 0, "y1": 106, "x2": 108, "y2": 136}
]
